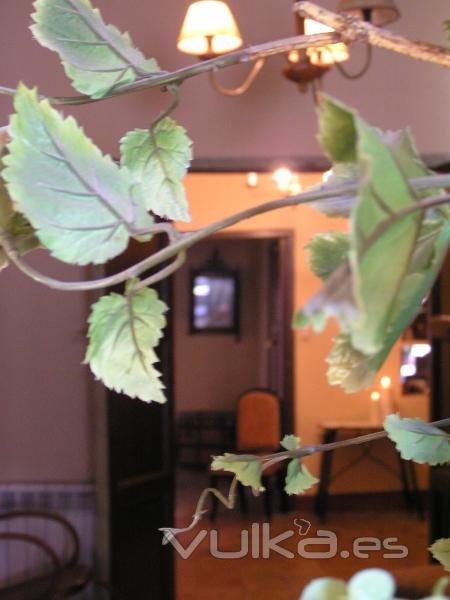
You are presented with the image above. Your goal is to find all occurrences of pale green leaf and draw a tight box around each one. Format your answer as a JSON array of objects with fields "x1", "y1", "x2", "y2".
[
  {"x1": 326, "y1": 334, "x2": 374, "y2": 393},
  {"x1": 85, "y1": 286, "x2": 167, "y2": 403},
  {"x1": 317, "y1": 95, "x2": 357, "y2": 163},
  {"x1": 297, "y1": 261, "x2": 358, "y2": 333},
  {"x1": 430, "y1": 539, "x2": 450, "y2": 572},
  {"x1": 285, "y1": 460, "x2": 318, "y2": 495},
  {"x1": 385, "y1": 415, "x2": 450, "y2": 466},
  {"x1": 31, "y1": 0, "x2": 159, "y2": 98},
  {"x1": 211, "y1": 454, "x2": 263, "y2": 494},
  {"x1": 350, "y1": 117, "x2": 425, "y2": 355},
  {"x1": 3, "y1": 85, "x2": 153, "y2": 265},
  {"x1": 292, "y1": 307, "x2": 328, "y2": 332},
  {"x1": 120, "y1": 118, "x2": 192, "y2": 222},
  {"x1": 281, "y1": 434, "x2": 300, "y2": 451},
  {"x1": 300, "y1": 578, "x2": 347, "y2": 600},
  {"x1": 347, "y1": 569, "x2": 396, "y2": 600},
  {"x1": 306, "y1": 232, "x2": 350, "y2": 281}
]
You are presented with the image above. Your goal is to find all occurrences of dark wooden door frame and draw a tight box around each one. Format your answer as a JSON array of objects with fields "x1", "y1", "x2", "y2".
[{"x1": 175, "y1": 228, "x2": 295, "y2": 435}]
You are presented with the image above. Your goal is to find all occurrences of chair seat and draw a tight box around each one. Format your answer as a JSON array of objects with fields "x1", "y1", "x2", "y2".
[
  {"x1": 393, "y1": 564, "x2": 445, "y2": 599},
  {"x1": 0, "y1": 565, "x2": 91, "y2": 600}
]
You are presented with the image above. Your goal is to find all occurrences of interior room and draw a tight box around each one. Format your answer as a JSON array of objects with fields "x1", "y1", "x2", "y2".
[{"x1": 0, "y1": 1, "x2": 449, "y2": 599}]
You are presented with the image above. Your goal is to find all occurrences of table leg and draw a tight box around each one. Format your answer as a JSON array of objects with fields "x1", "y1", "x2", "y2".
[
  {"x1": 406, "y1": 460, "x2": 425, "y2": 520},
  {"x1": 314, "y1": 429, "x2": 337, "y2": 522}
]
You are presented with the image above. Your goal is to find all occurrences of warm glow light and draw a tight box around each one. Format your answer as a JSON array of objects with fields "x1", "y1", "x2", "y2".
[
  {"x1": 322, "y1": 169, "x2": 333, "y2": 183},
  {"x1": 177, "y1": 1, "x2": 243, "y2": 57},
  {"x1": 380, "y1": 376, "x2": 391, "y2": 389},
  {"x1": 410, "y1": 343, "x2": 431, "y2": 358},
  {"x1": 289, "y1": 180, "x2": 303, "y2": 196},
  {"x1": 371, "y1": 391, "x2": 381, "y2": 401},
  {"x1": 401, "y1": 364, "x2": 417, "y2": 378},
  {"x1": 288, "y1": 50, "x2": 301, "y2": 64},
  {"x1": 304, "y1": 18, "x2": 350, "y2": 66},
  {"x1": 247, "y1": 172, "x2": 259, "y2": 188},
  {"x1": 273, "y1": 167, "x2": 293, "y2": 193}
]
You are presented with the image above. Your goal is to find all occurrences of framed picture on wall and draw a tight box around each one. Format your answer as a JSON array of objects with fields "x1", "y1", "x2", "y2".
[{"x1": 189, "y1": 250, "x2": 240, "y2": 334}]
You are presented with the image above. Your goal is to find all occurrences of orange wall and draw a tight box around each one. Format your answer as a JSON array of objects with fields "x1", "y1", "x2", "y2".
[{"x1": 180, "y1": 172, "x2": 429, "y2": 493}]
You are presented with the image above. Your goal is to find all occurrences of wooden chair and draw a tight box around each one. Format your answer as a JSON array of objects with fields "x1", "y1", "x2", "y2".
[
  {"x1": 0, "y1": 510, "x2": 115, "y2": 599},
  {"x1": 209, "y1": 388, "x2": 288, "y2": 521}
]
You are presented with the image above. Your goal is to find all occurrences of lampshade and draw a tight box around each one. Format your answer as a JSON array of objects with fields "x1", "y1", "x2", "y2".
[
  {"x1": 337, "y1": 0, "x2": 400, "y2": 27},
  {"x1": 304, "y1": 19, "x2": 349, "y2": 66},
  {"x1": 177, "y1": 1, "x2": 243, "y2": 58}
]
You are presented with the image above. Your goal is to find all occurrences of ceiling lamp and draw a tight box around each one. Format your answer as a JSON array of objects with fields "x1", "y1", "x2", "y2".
[
  {"x1": 177, "y1": 1, "x2": 401, "y2": 95},
  {"x1": 337, "y1": 0, "x2": 400, "y2": 27},
  {"x1": 177, "y1": 0, "x2": 243, "y2": 59}
]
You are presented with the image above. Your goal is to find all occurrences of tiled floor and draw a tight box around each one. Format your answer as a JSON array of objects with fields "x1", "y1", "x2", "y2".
[{"x1": 175, "y1": 469, "x2": 430, "y2": 600}]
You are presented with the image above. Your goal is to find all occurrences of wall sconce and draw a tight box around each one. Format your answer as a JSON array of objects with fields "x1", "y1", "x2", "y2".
[{"x1": 177, "y1": 0, "x2": 400, "y2": 95}]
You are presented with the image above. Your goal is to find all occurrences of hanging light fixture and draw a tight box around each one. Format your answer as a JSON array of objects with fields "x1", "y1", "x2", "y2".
[
  {"x1": 177, "y1": 0, "x2": 401, "y2": 95},
  {"x1": 337, "y1": 0, "x2": 400, "y2": 27},
  {"x1": 177, "y1": 0, "x2": 243, "y2": 59}
]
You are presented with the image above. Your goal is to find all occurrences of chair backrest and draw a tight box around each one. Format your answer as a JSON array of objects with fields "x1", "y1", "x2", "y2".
[
  {"x1": 0, "y1": 511, "x2": 80, "y2": 592},
  {"x1": 236, "y1": 389, "x2": 280, "y2": 452}
]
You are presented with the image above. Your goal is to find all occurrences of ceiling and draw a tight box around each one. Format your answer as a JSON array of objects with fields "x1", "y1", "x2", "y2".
[{"x1": 0, "y1": 0, "x2": 449, "y2": 167}]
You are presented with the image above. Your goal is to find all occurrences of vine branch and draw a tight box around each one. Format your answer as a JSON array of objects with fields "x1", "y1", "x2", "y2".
[
  {"x1": 295, "y1": 2, "x2": 450, "y2": 68},
  {"x1": 1, "y1": 176, "x2": 449, "y2": 292}
]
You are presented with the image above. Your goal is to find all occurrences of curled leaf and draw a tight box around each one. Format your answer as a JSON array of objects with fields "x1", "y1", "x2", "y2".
[
  {"x1": 211, "y1": 454, "x2": 263, "y2": 494},
  {"x1": 285, "y1": 460, "x2": 318, "y2": 495},
  {"x1": 86, "y1": 286, "x2": 168, "y2": 403},
  {"x1": 31, "y1": 0, "x2": 159, "y2": 98},
  {"x1": 3, "y1": 85, "x2": 153, "y2": 265},
  {"x1": 385, "y1": 414, "x2": 450, "y2": 466},
  {"x1": 120, "y1": 118, "x2": 192, "y2": 222},
  {"x1": 306, "y1": 231, "x2": 350, "y2": 281},
  {"x1": 430, "y1": 539, "x2": 450, "y2": 572}
]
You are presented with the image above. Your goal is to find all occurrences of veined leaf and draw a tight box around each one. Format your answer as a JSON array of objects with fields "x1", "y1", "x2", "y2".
[
  {"x1": 430, "y1": 539, "x2": 450, "y2": 572},
  {"x1": 350, "y1": 118, "x2": 425, "y2": 355},
  {"x1": 385, "y1": 414, "x2": 450, "y2": 466},
  {"x1": 211, "y1": 454, "x2": 263, "y2": 494},
  {"x1": 285, "y1": 460, "x2": 318, "y2": 495},
  {"x1": 31, "y1": 0, "x2": 159, "y2": 98},
  {"x1": 3, "y1": 85, "x2": 153, "y2": 265},
  {"x1": 120, "y1": 118, "x2": 192, "y2": 222},
  {"x1": 85, "y1": 286, "x2": 168, "y2": 403},
  {"x1": 317, "y1": 95, "x2": 357, "y2": 163},
  {"x1": 306, "y1": 232, "x2": 350, "y2": 281}
]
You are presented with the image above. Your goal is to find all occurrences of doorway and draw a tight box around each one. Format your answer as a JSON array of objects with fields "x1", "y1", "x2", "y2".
[{"x1": 172, "y1": 230, "x2": 294, "y2": 536}]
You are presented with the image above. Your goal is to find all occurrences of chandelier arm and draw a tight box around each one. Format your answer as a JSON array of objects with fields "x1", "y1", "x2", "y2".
[
  {"x1": 335, "y1": 43, "x2": 372, "y2": 79},
  {"x1": 208, "y1": 58, "x2": 266, "y2": 96}
]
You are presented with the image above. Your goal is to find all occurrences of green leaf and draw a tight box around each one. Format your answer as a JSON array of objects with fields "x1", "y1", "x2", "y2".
[
  {"x1": 281, "y1": 434, "x2": 300, "y2": 451},
  {"x1": 347, "y1": 569, "x2": 396, "y2": 600},
  {"x1": 120, "y1": 118, "x2": 192, "y2": 222},
  {"x1": 430, "y1": 539, "x2": 450, "y2": 572},
  {"x1": 210, "y1": 454, "x2": 263, "y2": 494},
  {"x1": 300, "y1": 578, "x2": 347, "y2": 600},
  {"x1": 306, "y1": 232, "x2": 350, "y2": 281},
  {"x1": 317, "y1": 95, "x2": 357, "y2": 163},
  {"x1": 296, "y1": 261, "x2": 358, "y2": 333},
  {"x1": 31, "y1": 0, "x2": 159, "y2": 98},
  {"x1": 326, "y1": 334, "x2": 374, "y2": 393},
  {"x1": 85, "y1": 286, "x2": 168, "y2": 403},
  {"x1": 3, "y1": 85, "x2": 153, "y2": 265},
  {"x1": 385, "y1": 415, "x2": 450, "y2": 466},
  {"x1": 285, "y1": 460, "x2": 318, "y2": 495},
  {"x1": 349, "y1": 119, "x2": 426, "y2": 355}
]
